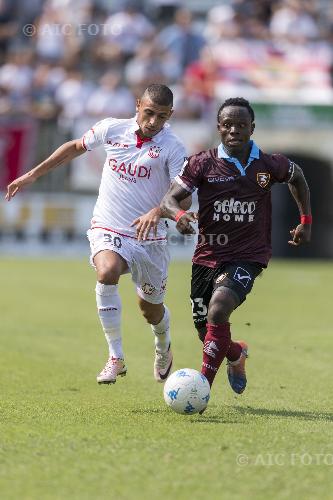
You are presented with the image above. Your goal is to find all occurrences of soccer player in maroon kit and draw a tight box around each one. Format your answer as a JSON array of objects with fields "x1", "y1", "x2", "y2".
[{"x1": 160, "y1": 97, "x2": 311, "y2": 396}]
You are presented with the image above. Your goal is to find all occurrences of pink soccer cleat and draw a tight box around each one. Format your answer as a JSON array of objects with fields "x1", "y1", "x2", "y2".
[
  {"x1": 154, "y1": 344, "x2": 173, "y2": 383},
  {"x1": 97, "y1": 357, "x2": 127, "y2": 384}
]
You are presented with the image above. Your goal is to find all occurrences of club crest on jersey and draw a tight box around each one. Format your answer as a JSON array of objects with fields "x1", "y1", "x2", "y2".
[
  {"x1": 257, "y1": 172, "x2": 270, "y2": 188},
  {"x1": 148, "y1": 145, "x2": 162, "y2": 158}
]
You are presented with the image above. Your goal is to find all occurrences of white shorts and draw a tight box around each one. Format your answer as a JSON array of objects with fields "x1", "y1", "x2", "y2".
[{"x1": 87, "y1": 228, "x2": 170, "y2": 304}]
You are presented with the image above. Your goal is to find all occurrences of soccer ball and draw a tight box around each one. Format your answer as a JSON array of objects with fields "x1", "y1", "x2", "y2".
[{"x1": 163, "y1": 368, "x2": 210, "y2": 415}]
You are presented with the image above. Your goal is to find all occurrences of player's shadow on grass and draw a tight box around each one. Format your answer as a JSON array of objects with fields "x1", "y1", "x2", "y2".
[
  {"x1": 132, "y1": 408, "x2": 241, "y2": 423},
  {"x1": 232, "y1": 405, "x2": 333, "y2": 422},
  {"x1": 194, "y1": 416, "x2": 243, "y2": 424},
  {"x1": 131, "y1": 406, "x2": 333, "y2": 423}
]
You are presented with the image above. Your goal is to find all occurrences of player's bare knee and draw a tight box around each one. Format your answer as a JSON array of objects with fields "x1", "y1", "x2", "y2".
[
  {"x1": 94, "y1": 250, "x2": 127, "y2": 285},
  {"x1": 96, "y1": 267, "x2": 119, "y2": 285}
]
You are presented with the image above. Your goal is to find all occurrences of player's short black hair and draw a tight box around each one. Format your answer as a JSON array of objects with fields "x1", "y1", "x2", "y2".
[
  {"x1": 142, "y1": 84, "x2": 173, "y2": 107},
  {"x1": 217, "y1": 97, "x2": 255, "y2": 123}
]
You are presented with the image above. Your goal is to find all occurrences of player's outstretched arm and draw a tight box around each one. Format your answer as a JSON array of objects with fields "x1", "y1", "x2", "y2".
[
  {"x1": 5, "y1": 139, "x2": 86, "y2": 201},
  {"x1": 287, "y1": 164, "x2": 312, "y2": 246},
  {"x1": 160, "y1": 181, "x2": 197, "y2": 235}
]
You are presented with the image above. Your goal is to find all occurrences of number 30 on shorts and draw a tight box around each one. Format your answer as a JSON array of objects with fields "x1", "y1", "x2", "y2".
[
  {"x1": 103, "y1": 233, "x2": 122, "y2": 248},
  {"x1": 190, "y1": 298, "x2": 208, "y2": 319}
]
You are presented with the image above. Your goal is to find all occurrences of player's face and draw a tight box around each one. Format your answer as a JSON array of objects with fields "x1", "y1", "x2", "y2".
[
  {"x1": 136, "y1": 97, "x2": 173, "y2": 138},
  {"x1": 218, "y1": 106, "x2": 255, "y2": 156}
]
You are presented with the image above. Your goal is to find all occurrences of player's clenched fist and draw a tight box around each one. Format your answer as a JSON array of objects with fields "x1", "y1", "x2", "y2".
[
  {"x1": 176, "y1": 211, "x2": 198, "y2": 235},
  {"x1": 288, "y1": 224, "x2": 311, "y2": 246}
]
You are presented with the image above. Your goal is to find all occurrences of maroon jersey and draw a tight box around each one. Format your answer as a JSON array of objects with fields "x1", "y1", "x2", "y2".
[{"x1": 175, "y1": 141, "x2": 294, "y2": 268}]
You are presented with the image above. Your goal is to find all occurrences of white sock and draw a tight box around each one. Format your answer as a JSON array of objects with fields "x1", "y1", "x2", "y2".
[
  {"x1": 151, "y1": 306, "x2": 170, "y2": 353},
  {"x1": 95, "y1": 282, "x2": 123, "y2": 359}
]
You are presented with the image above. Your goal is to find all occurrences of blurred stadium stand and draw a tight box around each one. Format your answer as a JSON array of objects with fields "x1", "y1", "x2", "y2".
[{"x1": 0, "y1": 0, "x2": 332, "y2": 257}]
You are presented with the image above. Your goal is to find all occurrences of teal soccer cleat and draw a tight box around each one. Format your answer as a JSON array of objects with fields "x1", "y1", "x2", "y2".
[{"x1": 227, "y1": 341, "x2": 248, "y2": 394}]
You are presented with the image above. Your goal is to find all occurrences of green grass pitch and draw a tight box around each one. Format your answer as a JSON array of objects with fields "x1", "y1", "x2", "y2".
[{"x1": 0, "y1": 258, "x2": 332, "y2": 500}]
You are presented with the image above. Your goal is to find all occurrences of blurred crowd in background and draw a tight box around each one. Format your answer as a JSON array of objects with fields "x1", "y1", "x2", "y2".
[
  {"x1": 0, "y1": 0, "x2": 332, "y2": 254},
  {"x1": 0, "y1": 0, "x2": 332, "y2": 128}
]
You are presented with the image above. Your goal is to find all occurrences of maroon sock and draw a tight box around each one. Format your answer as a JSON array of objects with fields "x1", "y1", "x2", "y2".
[
  {"x1": 201, "y1": 322, "x2": 231, "y2": 387},
  {"x1": 226, "y1": 340, "x2": 242, "y2": 362}
]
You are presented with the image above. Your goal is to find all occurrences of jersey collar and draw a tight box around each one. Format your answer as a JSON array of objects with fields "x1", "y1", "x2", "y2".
[
  {"x1": 128, "y1": 115, "x2": 169, "y2": 144},
  {"x1": 217, "y1": 140, "x2": 260, "y2": 176}
]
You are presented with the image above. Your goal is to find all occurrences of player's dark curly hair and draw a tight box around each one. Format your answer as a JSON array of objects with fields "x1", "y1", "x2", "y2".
[
  {"x1": 217, "y1": 97, "x2": 255, "y2": 123},
  {"x1": 142, "y1": 84, "x2": 173, "y2": 107}
]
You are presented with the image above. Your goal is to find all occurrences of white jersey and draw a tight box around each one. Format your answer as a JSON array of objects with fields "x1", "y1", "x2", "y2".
[{"x1": 82, "y1": 116, "x2": 186, "y2": 240}]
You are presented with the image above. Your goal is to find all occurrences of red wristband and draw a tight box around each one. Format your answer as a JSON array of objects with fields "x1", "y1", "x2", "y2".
[
  {"x1": 174, "y1": 210, "x2": 187, "y2": 222},
  {"x1": 301, "y1": 215, "x2": 312, "y2": 225}
]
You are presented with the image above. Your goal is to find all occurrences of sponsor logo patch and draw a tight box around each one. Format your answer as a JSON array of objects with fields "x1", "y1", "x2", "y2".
[
  {"x1": 208, "y1": 175, "x2": 236, "y2": 183},
  {"x1": 213, "y1": 198, "x2": 256, "y2": 222},
  {"x1": 203, "y1": 340, "x2": 219, "y2": 358},
  {"x1": 257, "y1": 172, "x2": 270, "y2": 188},
  {"x1": 233, "y1": 267, "x2": 252, "y2": 288}
]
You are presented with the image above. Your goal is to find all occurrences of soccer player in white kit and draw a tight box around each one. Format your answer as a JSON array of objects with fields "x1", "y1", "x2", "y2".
[{"x1": 6, "y1": 84, "x2": 189, "y2": 385}]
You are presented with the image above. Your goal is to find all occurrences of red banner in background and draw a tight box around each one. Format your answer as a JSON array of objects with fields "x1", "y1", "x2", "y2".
[{"x1": 0, "y1": 120, "x2": 37, "y2": 189}]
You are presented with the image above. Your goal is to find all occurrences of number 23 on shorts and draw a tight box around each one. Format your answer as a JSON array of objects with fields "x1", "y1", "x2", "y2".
[{"x1": 191, "y1": 297, "x2": 208, "y2": 318}]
